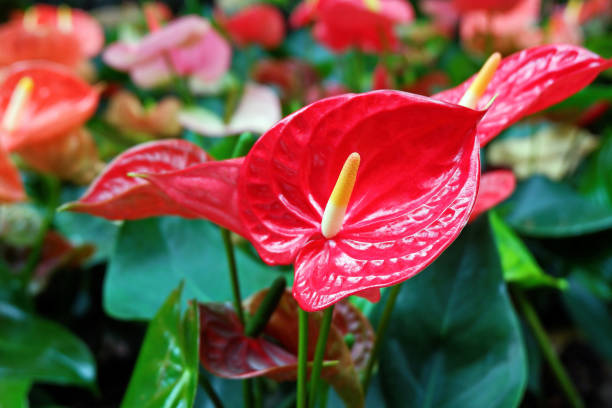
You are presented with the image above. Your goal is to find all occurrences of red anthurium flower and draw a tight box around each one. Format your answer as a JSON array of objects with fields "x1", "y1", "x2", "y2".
[
  {"x1": 452, "y1": 0, "x2": 519, "y2": 13},
  {"x1": 292, "y1": 0, "x2": 415, "y2": 53},
  {"x1": 433, "y1": 44, "x2": 612, "y2": 146},
  {"x1": 0, "y1": 21, "x2": 82, "y2": 68},
  {"x1": 0, "y1": 148, "x2": 25, "y2": 203},
  {"x1": 0, "y1": 61, "x2": 99, "y2": 152},
  {"x1": 252, "y1": 59, "x2": 320, "y2": 102},
  {"x1": 11, "y1": 5, "x2": 104, "y2": 58},
  {"x1": 468, "y1": 170, "x2": 516, "y2": 222},
  {"x1": 216, "y1": 4, "x2": 285, "y2": 49},
  {"x1": 103, "y1": 16, "x2": 231, "y2": 89}
]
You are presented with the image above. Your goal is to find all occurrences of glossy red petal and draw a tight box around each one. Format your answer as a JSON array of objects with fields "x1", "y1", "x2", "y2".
[
  {"x1": 217, "y1": 5, "x2": 285, "y2": 49},
  {"x1": 63, "y1": 140, "x2": 209, "y2": 220},
  {"x1": 468, "y1": 170, "x2": 516, "y2": 222},
  {"x1": 0, "y1": 148, "x2": 25, "y2": 203},
  {"x1": 199, "y1": 303, "x2": 298, "y2": 380},
  {"x1": 138, "y1": 158, "x2": 248, "y2": 238},
  {"x1": 0, "y1": 61, "x2": 99, "y2": 152},
  {"x1": 433, "y1": 45, "x2": 612, "y2": 146},
  {"x1": 239, "y1": 90, "x2": 483, "y2": 311}
]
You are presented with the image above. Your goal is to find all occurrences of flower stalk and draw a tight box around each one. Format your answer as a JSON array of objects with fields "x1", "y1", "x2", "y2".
[
  {"x1": 297, "y1": 308, "x2": 309, "y2": 408},
  {"x1": 308, "y1": 305, "x2": 334, "y2": 408}
]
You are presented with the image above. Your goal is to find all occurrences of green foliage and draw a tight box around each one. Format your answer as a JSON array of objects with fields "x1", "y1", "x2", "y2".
[
  {"x1": 0, "y1": 302, "x2": 96, "y2": 387},
  {"x1": 375, "y1": 217, "x2": 527, "y2": 408},
  {"x1": 104, "y1": 217, "x2": 286, "y2": 320},
  {"x1": 121, "y1": 284, "x2": 200, "y2": 408}
]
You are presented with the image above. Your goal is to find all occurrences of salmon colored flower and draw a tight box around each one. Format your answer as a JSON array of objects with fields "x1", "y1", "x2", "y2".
[
  {"x1": 216, "y1": 4, "x2": 285, "y2": 49},
  {"x1": 105, "y1": 90, "x2": 182, "y2": 139},
  {"x1": 0, "y1": 149, "x2": 25, "y2": 203},
  {"x1": 103, "y1": 16, "x2": 231, "y2": 89},
  {"x1": 291, "y1": 0, "x2": 415, "y2": 53}
]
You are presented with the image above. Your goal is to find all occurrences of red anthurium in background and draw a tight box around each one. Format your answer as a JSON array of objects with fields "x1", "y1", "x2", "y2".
[
  {"x1": 291, "y1": 0, "x2": 415, "y2": 53},
  {"x1": 0, "y1": 149, "x2": 25, "y2": 203},
  {"x1": 216, "y1": 4, "x2": 285, "y2": 50},
  {"x1": 0, "y1": 61, "x2": 99, "y2": 153},
  {"x1": 452, "y1": 0, "x2": 518, "y2": 13},
  {"x1": 253, "y1": 59, "x2": 320, "y2": 102},
  {"x1": 0, "y1": 61, "x2": 102, "y2": 184},
  {"x1": 0, "y1": 5, "x2": 103, "y2": 69},
  {"x1": 103, "y1": 16, "x2": 231, "y2": 89},
  {"x1": 433, "y1": 44, "x2": 612, "y2": 146},
  {"x1": 11, "y1": 4, "x2": 104, "y2": 58},
  {"x1": 468, "y1": 170, "x2": 516, "y2": 222}
]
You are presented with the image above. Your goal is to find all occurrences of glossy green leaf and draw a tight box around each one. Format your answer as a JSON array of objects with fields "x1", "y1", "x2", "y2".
[
  {"x1": 498, "y1": 176, "x2": 612, "y2": 237},
  {"x1": 579, "y1": 132, "x2": 612, "y2": 207},
  {"x1": 490, "y1": 211, "x2": 567, "y2": 290},
  {"x1": 376, "y1": 217, "x2": 527, "y2": 408},
  {"x1": 563, "y1": 267, "x2": 612, "y2": 361},
  {"x1": 0, "y1": 379, "x2": 30, "y2": 408},
  {"x1": 0, "y1": 302, "x2": 96, "y2": 386},
  {"x1": 104, "y1": 217, "x2": 285, "y2": 320},
  {"x1": 121, "y1": 284, "x2": 199, "y2": 408}
]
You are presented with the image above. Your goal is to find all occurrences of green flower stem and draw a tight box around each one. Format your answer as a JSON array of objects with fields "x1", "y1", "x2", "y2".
[
  {"x1": 198, "y1": 368, "x2": 225, "y2": 408},
  {"x1": 220, "y1": 228, "x2": 245, "y2": 325},
  {"x1": 245, "y1": 276, "x2": 286, "y2": 337},
  {"x1": 513, "y1": 287, "x2": 585, "y2": 408},
  {"x1": 20, "y1": 175, "x2": 60, "y2": 289},
  {"x1": 297, "y1": 308, "x2": 309, "y2": 408},
  {"x1": 362, "y1": 283, "x2": 402, "y2": 393},
  {"x1": 308, "y1": 305, "x2": 334, "y2": 408},
  {"x1": 219, "y1": 228, "x2": 252, "y2": 407}
]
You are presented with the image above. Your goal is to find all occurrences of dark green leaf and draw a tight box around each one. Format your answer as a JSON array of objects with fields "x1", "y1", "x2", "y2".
[
  {"x1": 376, "y1": 217, "x2": 527, "y2": 408},
  {"x1": 104, "y1": 217, "x2": 285, "y2": 320},
  {"x1": 121, "y1": 284, "x2": 199, "y2": 408},
  {"x1": 498, "y1": 176, "x2": 612, "y2": 237},
  {"x1": 562, "y1": 268, "x2": 612, "y2": 361},
  {"x1": 490, "y1": 211, "x2": 567, "y2": 290},
  {"x1": 0, "y1": 302, "x2": 95, "y2": 386}
]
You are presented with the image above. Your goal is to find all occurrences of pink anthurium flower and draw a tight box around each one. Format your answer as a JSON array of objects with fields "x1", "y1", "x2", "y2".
[
  {"x1": 66, "y1": 45, "x2": 611, "y2": 311},
  {"x1": 216, "y1": 4, "x2": 285, "y2": 49},
  {"x1": 178, "y1": 83, "x2": 281, "y2": 137},
  {"x1": 103, "y1": 16, "x2": 231, "y2": 89},
  {"x1": 468, "y1": 170, "x2": 516, "y2": 222},
  {"x1": 291, "y1": 0, "x2": 415, "y2": 53}
]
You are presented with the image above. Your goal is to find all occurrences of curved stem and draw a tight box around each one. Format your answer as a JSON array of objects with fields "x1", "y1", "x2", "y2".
[
  {"x1": 245, "y1": 276, "x2": 286, "y2": 337},
  {"x1": 362, "y1": 283, "x2": 402, "y2": 393},
  {"x1": 297, "y1": 308, "x2": 309, "y2": 408},
  {"x1": 308, "y1": 305, "x2": 334, "y2": 408},
  {"x1": 513, "y1": 287, "x2": 585, "y2": 408},
  {"x1": 20, "y1": 175, "x2": 60, "y2": 290}
]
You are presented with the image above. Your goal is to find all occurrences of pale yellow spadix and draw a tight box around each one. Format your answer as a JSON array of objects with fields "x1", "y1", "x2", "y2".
[
  {"x1": 58, "y1": 5, "x2": 73, "y2": 32},
  {"x1": 321, "y1": 152, "x2": 360, "y2": 239},
  {"x1": 23, "y1": 7, "x2": 37, "y2": 31},
  {"x1": 2, "y1": 77, "x2": 34, "y2": 133},
  {"x1": 364, "y1": 0, "x2": 381, "y2": 12},
  {"x1": 564, "y1": 0, "x2": 582, "y2": 23},
  {"x1": 459, "y1": 52, "x2": 501, "y2": 109}
]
